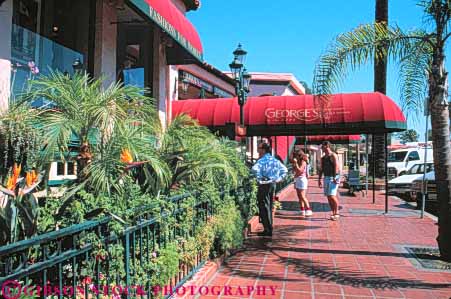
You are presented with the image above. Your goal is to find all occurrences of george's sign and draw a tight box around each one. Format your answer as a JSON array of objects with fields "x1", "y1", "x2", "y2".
[{"x1": 264, "y1": 108, "x2": 350, "y2": 122}]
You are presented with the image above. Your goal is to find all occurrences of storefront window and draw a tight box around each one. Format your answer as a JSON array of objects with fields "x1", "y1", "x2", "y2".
[
  {"x1": 119, "y1": 45, "x2": 145, "y2": 90},
  {"x1": 116, "y1": 4, "x2": 153, "y2": 93},
  {"x1": 178, "y1": 70, "x2": 234, "y2": 100},
  {"x1": 11, "y1": 0, "x2": 92, "y2": 104}
]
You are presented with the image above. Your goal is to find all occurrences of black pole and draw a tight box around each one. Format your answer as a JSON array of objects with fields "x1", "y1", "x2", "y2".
[
  {"x1": 346, "y1": 143, "x2": 352, "y2": 170},
  {"x1": 372, "y1": 134, "x2": 376, "y2": 204},
  {"x1": 240, "y1": 103, "x2": 244, "y2": 126},
  {"x1": 385, "y1": 133, "x2": 389, "y2": 213},
  {"x1": 251, "y1": 137, "x2": 254, "y2": 163}
]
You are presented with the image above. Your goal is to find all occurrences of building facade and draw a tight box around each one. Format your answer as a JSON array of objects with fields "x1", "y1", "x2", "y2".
[
  {"x1": 0, "y1": 0, "x2": 206, "y2": 185},
  {"x1": 0, "y1": 0, "x2": 204, "y2": 127},
  {"x1": 247, "y1": 72, "x2": 306, "y2": 97},
  {"x1": 174, "y1": 62, "x2": 235, "y2": 101}
]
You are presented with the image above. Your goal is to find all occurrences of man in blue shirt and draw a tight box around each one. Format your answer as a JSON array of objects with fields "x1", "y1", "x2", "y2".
[{"x1": 251, "y1": 142, "x2": 288, "y2": 236}]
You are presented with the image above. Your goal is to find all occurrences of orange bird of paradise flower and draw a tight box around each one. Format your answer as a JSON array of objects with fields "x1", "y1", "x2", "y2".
[
  {"x1": 6, "y1": 164, "x2": 21, "y2": 190},
  {"x1": 13, "y1": 163, "x2": 21, "y2": 178},
  {"x1": 6, "y1": 176, "x2": 16, "y2": 191},
  {"x1": 120, "y1": 149, "x2": 133, "y2": 164},
  {"x1": 25, "y1": 170, "x2": 38, "y2": 187}
]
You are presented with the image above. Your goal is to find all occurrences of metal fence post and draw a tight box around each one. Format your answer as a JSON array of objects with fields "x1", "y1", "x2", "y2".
[{"x1": 124, "y1": 231, "x2": 131, "y2": 299}]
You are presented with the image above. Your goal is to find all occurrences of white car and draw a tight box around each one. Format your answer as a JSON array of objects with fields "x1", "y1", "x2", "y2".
[
  {"x1": 388, "y1": 162, "x2": 434, "y2": 199},
  {"x1": 388, "y1": 147, "x2": 433, "y2": 178}
]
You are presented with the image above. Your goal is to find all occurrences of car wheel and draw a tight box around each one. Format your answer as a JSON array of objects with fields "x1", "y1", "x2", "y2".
[
  {"x1": 405, "y1": 192, "x2": 413, "y2": 201},
  {"x1": 416, "y1": 193, "x2": 429, "y2": 210}
]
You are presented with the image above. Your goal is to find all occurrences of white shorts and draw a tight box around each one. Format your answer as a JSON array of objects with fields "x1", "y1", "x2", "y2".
[{"x1": 294, "y1": 176, "x2": 308, "y2": 190}]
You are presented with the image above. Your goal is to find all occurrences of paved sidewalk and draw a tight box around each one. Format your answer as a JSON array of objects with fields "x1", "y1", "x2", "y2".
[{"x1": 185, "y1": 182, "x2": 451, "y2": 299}]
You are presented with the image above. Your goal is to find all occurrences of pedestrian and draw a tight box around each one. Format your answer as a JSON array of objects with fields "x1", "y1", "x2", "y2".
[
  {"x1": 318, "y1": 141, "x2": 341, "y2": 220},
  {"x1": 252, "y1": 142, "x2": 288, "y2": 236},
  {"x1": 292, "y1": 151, "x2": 312, "y2": 216}
]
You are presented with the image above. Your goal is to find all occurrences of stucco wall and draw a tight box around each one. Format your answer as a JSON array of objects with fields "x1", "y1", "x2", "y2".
[
  {"x1": 167, "y1": 65, "x2": 179, "y2": 124},
  {"x1": 153, "y1": 30, "x2": 168, "y2": 128},
  {"x1": 0, "y1": 0, "x2": 12, "y2": 113},
  {"x1": 281, "y1": 86, "x2": 297, "y2": 96},
  {"x1": 94, "y1": 0, "x2": 117, "y2": 88}
]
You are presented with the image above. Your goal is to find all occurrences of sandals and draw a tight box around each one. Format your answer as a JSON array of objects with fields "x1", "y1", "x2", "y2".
[{"x1": 330, "y1": 214, "x2": 340, "y2": 221}]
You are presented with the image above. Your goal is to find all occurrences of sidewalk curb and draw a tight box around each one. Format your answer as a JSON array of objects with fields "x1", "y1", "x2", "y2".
[
  {"x1": 170, "y1": 254, "x2": 227, "y2": 299},
  {"x1": 402, "y1": 198, "x2": 438, "y2": 222}
]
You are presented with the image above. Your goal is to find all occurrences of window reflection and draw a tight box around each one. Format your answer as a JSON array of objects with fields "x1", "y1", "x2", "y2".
[{"x1": 10, "y1": 0, "x2": 91, "y2": 104}]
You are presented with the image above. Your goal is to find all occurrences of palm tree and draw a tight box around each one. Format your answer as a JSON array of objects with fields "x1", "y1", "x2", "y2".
[
  {"x1": 373, "y1": 0, "x2": 389, "y2": 178},
  {"x1": 150, "y1": 114, "x2": 243, "y2": 192},
  {"x1": 397, "y1": 129, "x2": 420, "y2": 143},
  {"x1": 27, "y1": 72, "x2": 168, "y2": 197},
  {"x1": 313, "y1": 0, "x2": 451, "y2": 261}
]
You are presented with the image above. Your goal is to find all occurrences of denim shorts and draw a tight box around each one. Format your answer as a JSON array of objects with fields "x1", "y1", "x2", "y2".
[{"x1": 324, "y1": 176, "x2": 338, "y2": 196}]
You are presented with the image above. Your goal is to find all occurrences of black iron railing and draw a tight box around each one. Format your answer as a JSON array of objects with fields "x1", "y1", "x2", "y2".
[{"x1": 0, "y1": 186, "x2": 254, "y2": 299}]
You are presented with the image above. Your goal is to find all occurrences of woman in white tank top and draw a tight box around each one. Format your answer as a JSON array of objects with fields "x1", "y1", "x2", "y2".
[{"x1": 292, "y1": 152, "x2": 312, "y2": 217}]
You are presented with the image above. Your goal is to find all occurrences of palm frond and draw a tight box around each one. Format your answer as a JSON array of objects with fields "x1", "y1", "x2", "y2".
[
  {"x1": 22, "y1": 71, "x2": 167, "y2": 196},
  {"x1": 398, "y1": 37, "x2": 432, "y2": 120},
  {"x1": 418, "y1": 0, "x2": 451, "y2": 27},
  {"x1": 38, "y1": 110, "x2": 75, "y2": 162},
  {"x1": 313, "y1": 23, "x2": 431, "y2": 96},
  {"x1": 161, "y1": 122, "x2": 241, "y2": 188}
]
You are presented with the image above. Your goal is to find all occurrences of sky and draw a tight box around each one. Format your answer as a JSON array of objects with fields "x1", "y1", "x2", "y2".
[{"x1": 187, "y1": 0, "x2": 450, "y2": 141}]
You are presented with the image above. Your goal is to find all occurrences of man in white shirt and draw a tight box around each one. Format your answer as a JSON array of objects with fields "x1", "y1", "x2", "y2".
[{"x1": 251, "y1": 142, "x2": 288, "y2": 236}]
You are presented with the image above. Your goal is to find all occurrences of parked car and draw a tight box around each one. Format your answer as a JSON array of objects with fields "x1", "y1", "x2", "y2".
[
  {"x1": 411, "y1": 171, "x2": 437, "y2": 211},
  {"x1": 388, "y1": 162, "x2": 434, "y2": 200},
  {"x1": 388, "y1": 147, "x2": 433, "y2": 178}
]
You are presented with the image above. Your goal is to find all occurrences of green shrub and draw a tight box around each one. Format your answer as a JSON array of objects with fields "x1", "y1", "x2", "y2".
[
  {"x1": 195, "y1": 220, "x2": 215, "y2": 260},
  {"x1": 152, "y1": 243, "x2": 180, "y2": 288},
  {"x1": 212, "y1": 198, "x2": 244, "y2": 256},
  {"x1": 179, "y1": 236, "x2": 198, "y2": 267}
]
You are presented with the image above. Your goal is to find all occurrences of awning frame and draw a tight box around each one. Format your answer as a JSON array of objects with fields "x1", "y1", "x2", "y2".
[{"x1": 200, "y1": 120, "x2": 405, "y2": 137}]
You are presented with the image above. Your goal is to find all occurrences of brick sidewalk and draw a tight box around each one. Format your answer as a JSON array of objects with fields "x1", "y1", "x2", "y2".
[{"x1": 178, "y1": 182, "x2": 451, "y2": 299}]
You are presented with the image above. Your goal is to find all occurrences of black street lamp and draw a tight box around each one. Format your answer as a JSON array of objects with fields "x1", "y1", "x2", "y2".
[
  {"x1": 229, "y1": 44, "x2": 251, "y2": 127},
  {"x1": 72, "y1": 58, "x2": 84, "y2": 74}
]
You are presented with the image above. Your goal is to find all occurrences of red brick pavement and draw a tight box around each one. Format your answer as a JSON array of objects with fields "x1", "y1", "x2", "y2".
[{"x1": 175, "y1": 181, "x2": 451, "y2": 299}]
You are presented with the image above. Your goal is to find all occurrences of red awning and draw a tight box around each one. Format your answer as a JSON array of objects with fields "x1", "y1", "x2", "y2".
[
  {"x1": 131, "y1": 0, "x2": 203, "y2": 61},
  {"x1": 172, "y1": 93, "x2": 406, "y2": 136},
  {"x1": 297, "y1": 135, "x2": 361, "y2": 144}
]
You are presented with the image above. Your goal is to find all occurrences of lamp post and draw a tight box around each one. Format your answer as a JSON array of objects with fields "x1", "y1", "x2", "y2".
[
  {"x1": 229, "y1": 44, "x2": 251, "y2": 127},
  {"x1": 72, "y1": 58, "x2": 84, "y2": 74}
]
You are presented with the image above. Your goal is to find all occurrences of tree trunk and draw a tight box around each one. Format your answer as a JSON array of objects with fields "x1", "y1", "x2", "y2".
[
  {"x1": 430, "y1": 53, "x2": 451, "y2": 262},
  {"x1": 372, "y1": 0, "x2": 388, "y2": 178}
]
